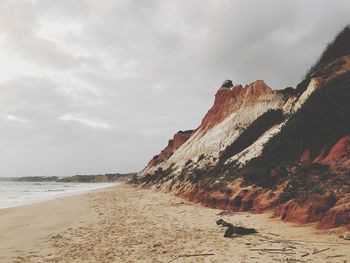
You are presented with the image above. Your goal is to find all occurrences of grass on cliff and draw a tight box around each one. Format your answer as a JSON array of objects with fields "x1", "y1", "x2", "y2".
[
  {"x1": 184, "y1": 161, "x2": 241, "y2": 193},
  {"x1": 306, "y1": 25, "x2": 350, "y2": 79},
  {"x1": 240, "y1": 71, "x2": 350, "y2": 187},
  {"x1": 278, "y1": 163, "x2": 331, "y2": 204},
  {"x1": 264, "y1": 72, "x2": 350, "y2": 163},
  {"x1": 139, "y1": 167, "x2": 173, "y2": 185},
  {"x1": 296, "y1": 25, "x2": 350, "y2": 95}
]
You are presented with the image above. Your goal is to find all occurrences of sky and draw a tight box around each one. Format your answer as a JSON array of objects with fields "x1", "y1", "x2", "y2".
[{"x1": 0, "y1": 0, "x2": 349, "y2": 177}]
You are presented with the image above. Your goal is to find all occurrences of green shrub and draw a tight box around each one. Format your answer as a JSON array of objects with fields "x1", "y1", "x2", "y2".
[{"x1": 309, "y1": 183, "x2": 325, "y2": 195}]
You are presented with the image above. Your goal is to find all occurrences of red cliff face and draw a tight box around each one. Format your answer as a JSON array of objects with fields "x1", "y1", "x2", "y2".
[
  {"x1": 199, "y1": 80, "x2": 274, "y2": 130},
  {"x1": 317, "y1": 194, "x2": 350, "y2": 229},
  {"x1": 274, "y1": 197, "x2": 333, "y2": 225},
  {"x1": 299, "y1": 135, "x2": 350, "y2": 169},
  {"x1": 147, "y1": 130, "x2": 194, "y2": 167},
  {"x1": 319, "y1": 135, "x2": 350, "y2": 170},
  {"x1": 300, "y1": 149, "x2": 312, "y2": 164}
]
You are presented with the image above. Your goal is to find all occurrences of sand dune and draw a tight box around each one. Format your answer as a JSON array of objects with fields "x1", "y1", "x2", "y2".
[{"x1": 0, "y1": 184, "x2": 348, "y2": 263}]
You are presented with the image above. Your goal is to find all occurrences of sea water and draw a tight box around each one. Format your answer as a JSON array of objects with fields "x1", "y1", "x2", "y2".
[{"x1": 0, "y1": 181, "x2": 118, "y2": 209}]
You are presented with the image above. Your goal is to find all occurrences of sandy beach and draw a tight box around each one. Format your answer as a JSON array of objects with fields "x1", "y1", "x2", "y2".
[{"x1": 0, "y1": 184, "x2": 349, "y2": 263}]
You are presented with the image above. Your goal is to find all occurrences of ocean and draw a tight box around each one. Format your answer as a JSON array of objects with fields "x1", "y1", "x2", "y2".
[{"x1": 0, "y1": 181, "x2": 117, "y2": 209}]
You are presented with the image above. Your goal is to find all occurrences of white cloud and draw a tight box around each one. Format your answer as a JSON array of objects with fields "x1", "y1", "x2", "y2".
[
  {"x1": 6, "y1": 114, "x2": 29, "y2": 124},
  {"x1": 59, "y1": 114, "x2": 111, "y2": 130}
]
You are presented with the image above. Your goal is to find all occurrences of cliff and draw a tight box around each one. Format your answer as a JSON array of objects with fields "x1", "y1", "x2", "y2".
[
  {"x1": 138, "y1": 26, "x2": 350, "y2": 230},
  {"x1": 147, "y1": 130, "x2": 195, "y2": 168}
]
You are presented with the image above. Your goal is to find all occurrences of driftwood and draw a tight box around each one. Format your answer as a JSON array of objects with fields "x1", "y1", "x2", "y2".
[
  {"x1": 249, "y1": 248, "x2": 293, "y2": 251},
  {"x1": 279, "y1": 239, "x2": 349, "y2": 245},
  {"x1": 168, "y1": 253, "x2": 215, "y2": 263},
  {"x1": 216, "y1": 219, "x2": 233, "y2": 228},
  {"x1": 265, "y1": 252, "x2": 296, "y2": 255},
  {"x1": 216, "y1": 219, "x2": 257, "y2": 238},
  {"x1": 216, "y1": 210, "x2": 235, "y2": 216},
  {"x1": 326, "y1": 255, "x2": 346, "y2": 259},
  {"x1": 249, "y1": 248, "x2": 296, "y2": 256},
  {"x1": 312, "y1": 248, "x2": 330, "y2": 254}
]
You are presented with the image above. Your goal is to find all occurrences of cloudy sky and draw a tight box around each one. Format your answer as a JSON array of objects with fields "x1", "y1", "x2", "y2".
[{"x1": 0, "y1": 0, "x2": 349, "y2": 177}]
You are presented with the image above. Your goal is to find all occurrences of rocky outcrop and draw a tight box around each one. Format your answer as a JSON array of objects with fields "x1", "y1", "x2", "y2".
[
  {"x1": 318, "y1": 194, "x2": 350, "y2": 229},
  {"x1": 199, "y1": 84, "x2": 244, "y2": 131},
  {"x1": 147, "y1": 130, "x2": 195, "y2": 167},
  {"x1": 199, "y1": 80, "x2": 276, "y2": 131},
  {"x1": 221, "y1": 79, "x2": 234, "y2": 88},
  {"x1": 300, "y1": 149, "x2": 312, "y2": 164},
  {"x1": 319, "y1": 135, "x2": 350, "y2": 171},
  {"x1": 274, "y1": 197, "x2": 333, "y2": 224},
  {"x1": 301, "y1": 135, "x2": 350, "y2": 170}
]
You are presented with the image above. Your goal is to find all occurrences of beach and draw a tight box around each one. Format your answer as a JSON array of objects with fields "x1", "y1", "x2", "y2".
[{"x1": 0, "y1": 184, "x2": 349, "y2": 263}]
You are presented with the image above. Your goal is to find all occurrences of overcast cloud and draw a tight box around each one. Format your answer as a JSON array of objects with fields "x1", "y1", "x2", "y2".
[{"x1": 0, "y1": 0, "x2": 349, "y2": 177}]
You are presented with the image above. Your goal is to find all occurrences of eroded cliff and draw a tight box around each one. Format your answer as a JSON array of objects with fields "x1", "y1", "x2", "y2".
[{"x1": 137, "y1": 26, "x2": 350, "y2": 230}]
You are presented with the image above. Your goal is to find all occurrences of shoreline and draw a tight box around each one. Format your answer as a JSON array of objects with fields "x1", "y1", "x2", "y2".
[
  {"x1": 0, "y1": 182, "x2": 119, "y2": 210},
  {"x1": 0, "y1": 184, "x2": 349, "y2": 262}
]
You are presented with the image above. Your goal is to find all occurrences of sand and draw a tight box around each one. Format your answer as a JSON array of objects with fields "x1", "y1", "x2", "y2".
[{"x1": 0, "y1": 184, "x2": 348, "y2": 263}]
